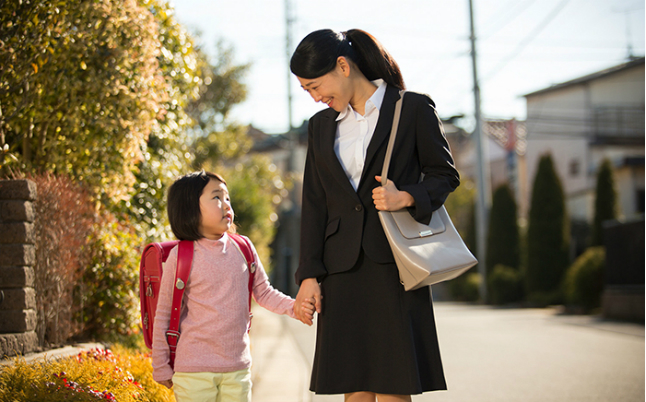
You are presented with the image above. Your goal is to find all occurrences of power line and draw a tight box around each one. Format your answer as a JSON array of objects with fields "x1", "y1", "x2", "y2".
[
  {"x1": 482, "y1": 0, "x2": 572, "y2": 81},
  {"x1": 479, "y1": 0, "x2": 539, "y2": 40}
]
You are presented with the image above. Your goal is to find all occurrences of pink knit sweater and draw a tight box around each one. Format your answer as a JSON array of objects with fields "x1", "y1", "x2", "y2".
[{"x1": 152, "y1": 234, "x2": 295, "y2": 382}]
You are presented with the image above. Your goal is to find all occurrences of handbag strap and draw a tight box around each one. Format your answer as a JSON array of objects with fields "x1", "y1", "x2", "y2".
[
  {"x1": 167, "y1": 240, "x2": 193, "y2": 368},
  {"x1": 380, "y1": 90, "x2": 407, "y2": 186}
]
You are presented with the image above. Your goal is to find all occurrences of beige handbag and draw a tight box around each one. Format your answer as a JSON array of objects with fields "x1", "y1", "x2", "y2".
[{"x1": 378, "y1": 91, "x2": 477, "y2": 291}]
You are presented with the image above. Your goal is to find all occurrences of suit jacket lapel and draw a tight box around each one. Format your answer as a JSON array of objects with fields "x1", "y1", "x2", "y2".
[
  {"x1": 319, "y1": 111, "x2": 361, "y2": 201},
  {"x1": 358, "y1": 85, "x2": 401, "y2": 189}
]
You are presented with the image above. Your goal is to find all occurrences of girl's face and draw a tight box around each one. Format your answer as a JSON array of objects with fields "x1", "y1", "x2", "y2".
[
  {"x1": 198, "y1": 179, "x2": 233, "y2": 240},
  {"x1": 297, "y1": 58, "x2": 351, "y2": 112}
]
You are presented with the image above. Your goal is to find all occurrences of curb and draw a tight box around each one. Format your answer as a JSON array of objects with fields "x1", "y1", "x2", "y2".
[{"x1": 0, "y1": 342, "x2": 105, "y2": 367}]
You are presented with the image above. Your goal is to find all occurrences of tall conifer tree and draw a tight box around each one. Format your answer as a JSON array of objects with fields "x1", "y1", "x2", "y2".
[
  {"x1": 486, "y1": 183, "x2": 521, "y2": 271},
  {"x1": 526, "y1": 154, "x2": 570, "y2": 304},
  {"x1": 591, "y1": 159, "x2": 617, "y2": 246}
]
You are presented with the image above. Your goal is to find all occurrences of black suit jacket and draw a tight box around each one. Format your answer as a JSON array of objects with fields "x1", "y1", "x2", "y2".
[{"x1": 295, "y1": 85, "x2": 460, "y2": 285}]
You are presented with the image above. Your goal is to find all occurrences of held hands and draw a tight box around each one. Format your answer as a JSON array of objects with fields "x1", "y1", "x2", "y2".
[
  {"x1": 372, "y1": 176, "x2": 415, "y2": 211},
  {"x1": 294, "y1": 278, "x2": 322, "y2": 326}
]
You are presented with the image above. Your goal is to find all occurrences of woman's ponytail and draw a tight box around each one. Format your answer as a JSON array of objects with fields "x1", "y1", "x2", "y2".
[
  {"x1": 291, "y1": 29, "x2": 405, "y2": 90},
  {"x1": 343, "y1": 30, "x2": 405, "y2": 90}
]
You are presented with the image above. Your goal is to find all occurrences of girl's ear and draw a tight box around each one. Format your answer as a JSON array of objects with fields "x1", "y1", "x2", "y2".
[{"x1": 336, "y1": 56, "x2": 351, "y2": 78}]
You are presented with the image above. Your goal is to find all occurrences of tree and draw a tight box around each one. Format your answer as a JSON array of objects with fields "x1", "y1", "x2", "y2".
[
  {"x1": 526, "y1": 154, "x2": 570, "y2": 305},
  {"x1": 184, "y1": 40, "x2": 285, "y2": 268},
  {"x1": 1, "y1": 0, "x2": 287, "y2": 341},
  {"x1": 591, "y1": 158, "x2": 617, "y2": 246},
  {"x1": 0, "y1": 0, "x2": 204, "y2": 341},
  {"x1": 187, "y1": 41, "x2": 252, "y2": 170},
  {"x1": 1, "y1": 0, "x2": 169, "y2": 202},
  {"x1": 221, "y1": 156, "x2": 290, "y2": 267},
  {"x1": 486, "y1": 184, "x2": 522, "y2": 304},
  {"x1": 445, "y1": 178, "x2": 481, "y2": 302},
  {"x1": 486, "y1": 184, "x2": 520, "y2": 271},
  {"x1": 126, "y1": 1, "x2": 206, "y2": 241}
]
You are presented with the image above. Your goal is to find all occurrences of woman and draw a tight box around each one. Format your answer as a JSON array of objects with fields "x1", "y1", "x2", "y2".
[{"x1": 291, "y1": 29, "x2": 460, "y2": 402}]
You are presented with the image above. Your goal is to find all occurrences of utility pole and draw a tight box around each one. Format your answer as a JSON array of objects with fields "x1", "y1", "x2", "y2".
[
  {"x1": 623, "y1": 8, "x2": 634, "y2": 59},
  {"x1": 282, "y1": 0, "x2": 299, "y2": 296},
  {"x1": 468, "y1": 0, "x2": 491, "y2": 303},
  {"x1": 285, "y1": 0, "x2": 294, "y2": 141}
]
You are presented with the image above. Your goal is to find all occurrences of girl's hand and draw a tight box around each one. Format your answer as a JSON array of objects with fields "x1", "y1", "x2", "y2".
[
  {"x1": 294, "y1": 278, "x2": 322, "y2": 326},
  {"x1": 372, "y1": 176, "x2": 415, "y2": 211},
  {"x1": 157, "y1": 379, "x2": 173, "y2": 389},
  {"x1": 300, "y1": 298, "x2": 316, "y2": 323}
]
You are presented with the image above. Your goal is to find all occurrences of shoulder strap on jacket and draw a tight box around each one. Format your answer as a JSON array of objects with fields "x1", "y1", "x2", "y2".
[
  {"x1": 381, "y1": 90, "x2": 407, "y2": 187},
  {"x1": 166, "y1": 240, "x2": 193, "y2": 368}
]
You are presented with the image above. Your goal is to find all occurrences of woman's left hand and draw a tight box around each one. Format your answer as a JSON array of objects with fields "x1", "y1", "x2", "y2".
[{"x1": 372, "y1": 176, "x2": 415, "y2": 211}]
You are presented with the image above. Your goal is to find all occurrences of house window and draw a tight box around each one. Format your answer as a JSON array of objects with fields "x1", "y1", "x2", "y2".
[{"x1": 569, "y1": 159, "x2": 580, "y2": 177}]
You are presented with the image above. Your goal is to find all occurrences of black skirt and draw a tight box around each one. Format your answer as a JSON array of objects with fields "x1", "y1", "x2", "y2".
[{"x1": 310, "y1": 250, "x2": 447, "y2": 395}]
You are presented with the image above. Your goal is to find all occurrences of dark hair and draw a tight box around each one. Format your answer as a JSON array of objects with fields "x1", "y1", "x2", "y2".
[
  {"x1": 290, "y1": 29, "x2": 405, "y2": 90},
  {"x1": 167, "y1": 171, "x2": 235, "y2": 241}
]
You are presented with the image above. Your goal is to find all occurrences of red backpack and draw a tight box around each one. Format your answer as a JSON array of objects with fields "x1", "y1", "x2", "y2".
[{"x1": 139, "y1": 234, "x2": 256, "y2": 368}]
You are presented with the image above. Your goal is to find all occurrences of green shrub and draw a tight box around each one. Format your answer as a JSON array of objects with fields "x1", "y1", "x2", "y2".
[
  {"x1": 563, "y1": 246, "x2": 606, "y2": 312},
  {"x1": 488, "y1": 265, "x2": 524, "y2": 305},
  {"x1": 449, "y1": 271, "x2": 481, "y2": 302},
  {"x1": 0, "y1": 346, "x2": 174, "y2": 401},
  {"x1": 77, "y1": 218, "x2": 142, "y2": 341}
]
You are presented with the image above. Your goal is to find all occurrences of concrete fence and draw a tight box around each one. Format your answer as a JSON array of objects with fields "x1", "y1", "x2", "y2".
[{"x1": 0, "y1": 179, "x2": 38, "y2": 357}]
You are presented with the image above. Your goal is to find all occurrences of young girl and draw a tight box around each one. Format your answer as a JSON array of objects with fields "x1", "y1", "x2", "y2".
[{"x1": 152, "y1": 170, "x2": 313, "y2": 401}]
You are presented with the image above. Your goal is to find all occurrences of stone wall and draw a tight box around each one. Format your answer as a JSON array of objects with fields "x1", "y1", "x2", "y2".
[{"x1": 0, "y1": 179, "x2": 39, "y2": 357}]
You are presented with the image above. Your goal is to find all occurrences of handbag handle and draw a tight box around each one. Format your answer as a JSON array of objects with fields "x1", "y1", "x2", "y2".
[{"x1": 380, "y1": 90, "x2": 407, "y2": 186}]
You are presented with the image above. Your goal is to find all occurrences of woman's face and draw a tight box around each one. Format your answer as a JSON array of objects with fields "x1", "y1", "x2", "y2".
[{"x1": 297, "y1": 59, "x2": 351, "y2": 112}]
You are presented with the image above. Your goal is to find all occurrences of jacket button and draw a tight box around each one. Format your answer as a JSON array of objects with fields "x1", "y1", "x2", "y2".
[{"x1": 354, "y1": 204, "x2": 362, "y2": 212}]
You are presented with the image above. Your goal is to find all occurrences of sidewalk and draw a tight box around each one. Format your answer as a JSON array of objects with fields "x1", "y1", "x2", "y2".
[
  {"x1": 249, "y1": 304, "x2": 313, "y2": 402},
  {"x1": 250, "y1": 302, "x2": 645, "y2": 402}
]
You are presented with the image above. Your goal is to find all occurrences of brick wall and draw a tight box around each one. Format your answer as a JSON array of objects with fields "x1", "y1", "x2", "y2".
[{"x1": 0, "y1": 179, "x2": 39, "y2": 357}]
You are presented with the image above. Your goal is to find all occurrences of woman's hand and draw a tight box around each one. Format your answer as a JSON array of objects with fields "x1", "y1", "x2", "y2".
[
  {"x1": 294, "y1": 278, "x2": 322, "y2": 326},
  {"x1": 372, "y1": 176, "x2": 415, "y2": 211}
]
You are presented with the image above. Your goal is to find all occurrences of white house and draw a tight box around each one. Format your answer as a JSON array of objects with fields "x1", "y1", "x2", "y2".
[{"x1": 523, "y1": 57, "x2": 645, "y2": 227}]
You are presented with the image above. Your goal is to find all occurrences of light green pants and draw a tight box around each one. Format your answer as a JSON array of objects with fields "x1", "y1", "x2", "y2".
[{"x1": 172, "y1": 368, "x2": 252, "y2": 402}]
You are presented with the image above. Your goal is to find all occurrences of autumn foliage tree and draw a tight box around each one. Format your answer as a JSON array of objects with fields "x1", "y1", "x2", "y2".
[
  {"x1": 0, "y1": 0, "x2": 203, "y2": 341},
  {"x1": 1, "y1": 0, "x2": 287, "y2": 342}
]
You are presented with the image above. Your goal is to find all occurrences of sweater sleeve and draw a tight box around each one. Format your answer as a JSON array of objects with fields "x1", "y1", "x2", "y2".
[
  {"x1": 246, "y1": 237, "x2": 296, "y2": 318},
  {"x1": 151, "y1": 247, "x2": 178, "y2": 382}
]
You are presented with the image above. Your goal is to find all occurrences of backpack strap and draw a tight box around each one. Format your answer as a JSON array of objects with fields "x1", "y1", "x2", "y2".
[
  {"x1": 166, "y1": 240, "x2": 193, "y2": 369},
  {"x1": 228, "y1": 233, "x2": 257, "y2": 331}
]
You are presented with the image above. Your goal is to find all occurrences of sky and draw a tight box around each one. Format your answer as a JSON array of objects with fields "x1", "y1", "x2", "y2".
[{"x1": 170, "y1": 0, "x2": 645, "y2": 134}]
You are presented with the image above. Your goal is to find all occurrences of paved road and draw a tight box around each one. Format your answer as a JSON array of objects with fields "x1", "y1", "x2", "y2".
[{"x1": 251, "y1": 302, "x2": 644, "y2": 402}]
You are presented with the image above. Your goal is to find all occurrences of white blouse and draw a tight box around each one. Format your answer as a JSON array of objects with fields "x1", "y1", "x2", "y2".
[{"x1": 334, "y1": 79, "x2": 387, "y2": 191}]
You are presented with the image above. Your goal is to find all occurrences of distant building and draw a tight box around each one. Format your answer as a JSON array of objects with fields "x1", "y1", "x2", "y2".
[
  {"x1": 454, "y1": 118, "x2": 528, "y2": 210},
  {"x1": 523, "y1": 57, "x2": 645, "y2": 253}
]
